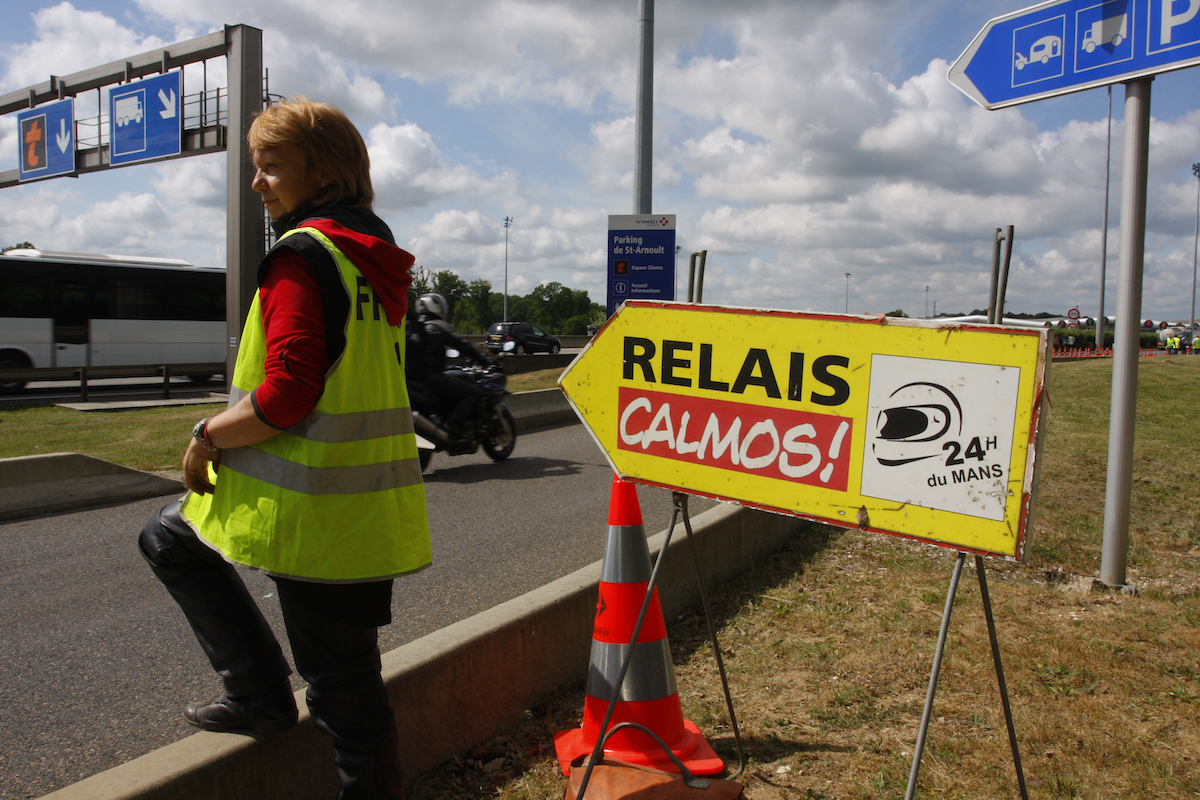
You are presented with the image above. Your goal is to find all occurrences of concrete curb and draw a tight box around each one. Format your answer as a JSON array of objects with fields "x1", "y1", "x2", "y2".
[
  {"x1": 506, "y1": 387, "x2": 577, "y2": 431},
  {"x1": 39, "y1": 502, "x2": 805, "y2": 800},
  {"x1": 0, "y1": 453, "x2": 184, "y2": 522}
]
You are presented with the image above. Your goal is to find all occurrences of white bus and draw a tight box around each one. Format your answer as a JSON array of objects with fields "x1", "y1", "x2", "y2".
[{"x1": 0, "y1": 249, "x2": 225, "y2": 392}]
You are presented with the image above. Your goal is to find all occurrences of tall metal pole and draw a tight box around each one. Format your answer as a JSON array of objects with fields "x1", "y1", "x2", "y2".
[
  {"x1": 503, "y1": 216, "x2": 513, "y2": 323},
  {"x1": 633, "y1": 0, "x2": 654, "y2": 215},
  {"x1": 1100, "y1": 78, "x2": 1153, "y2": 588},
  {"x1": 997, "y1": 225, "x2": 1015, "y2": 321},
  {"x1": 1097, "y1": 87, "x2": 1113, "y2": 352},
  {"x1": 988, "y1": 227, "x2": 1003, "y2": 322},
  {"x1": 1189, "y1": 163, "x2": 1200, "y2": 347},
  {"x1": 224, "y1": 24, "x2": 264, "y2": 387},
  {"x1": 844, "y1": 272, "x2": 850, "y2": 313}
]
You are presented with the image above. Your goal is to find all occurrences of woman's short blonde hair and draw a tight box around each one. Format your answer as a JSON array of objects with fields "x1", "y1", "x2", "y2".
[{"x1": 248, "y1": 97, "x2": 373, "y2": 209}]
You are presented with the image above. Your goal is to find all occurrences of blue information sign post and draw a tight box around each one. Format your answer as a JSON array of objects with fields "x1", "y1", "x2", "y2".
[
  {"x1": 109, "y1": 71, "x2": 182, "y2": 166},
  {"x1": 607, "y1": 214, "x2": 676, "y2": 317},
  {"x1": 17, "y1": 98, "x2": 75, "y2": 181},
  {"x1": 950, "y1": 0, "x2": 1200, "y2": 109},
  {"x1": 949, "y1": 0, "x2": 1200, "y2": 595}
]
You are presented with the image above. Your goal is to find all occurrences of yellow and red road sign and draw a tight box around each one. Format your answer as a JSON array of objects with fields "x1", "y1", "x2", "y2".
[{"x1": 559, "y1": 301, "x2": 1051, "y2": 561}]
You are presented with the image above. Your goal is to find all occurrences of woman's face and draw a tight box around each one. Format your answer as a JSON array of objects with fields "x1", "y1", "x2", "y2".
[{"x1": 251, "y1": 143, "x2": 324, "y2": 220}]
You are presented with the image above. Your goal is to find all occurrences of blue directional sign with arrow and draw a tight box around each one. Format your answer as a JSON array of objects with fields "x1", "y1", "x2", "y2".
[
  {"x1": 17, "y1": 98, "x2": 75, "y2": 181},
  {"x1": 950, "y1": 0, "x2": 1200, "y2": 109},
  {"x1": 109, "y1": 71, "x2": 181, "y2": 166}
]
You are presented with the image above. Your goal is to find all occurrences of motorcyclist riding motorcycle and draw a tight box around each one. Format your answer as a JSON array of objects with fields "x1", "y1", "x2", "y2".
[{"x1": 406, "y1": 293, "x2": 497, "y2": 447}]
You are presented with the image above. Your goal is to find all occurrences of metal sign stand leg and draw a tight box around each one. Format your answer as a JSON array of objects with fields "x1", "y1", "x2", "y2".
[
  {"x1": 905, "y1": 553, "x2": 964, "y2": 800},
  {"x1": 904, "y1": 554, "x2": 1028, "y2": 800},
  {"x1": 976, "y1": 554, "x2": 1029, "y2": 800}
]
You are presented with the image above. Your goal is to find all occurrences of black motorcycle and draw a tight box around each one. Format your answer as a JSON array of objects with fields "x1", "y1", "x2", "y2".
[{"x1": 408, "y1": 361, "x2": 517, "y2": 472}]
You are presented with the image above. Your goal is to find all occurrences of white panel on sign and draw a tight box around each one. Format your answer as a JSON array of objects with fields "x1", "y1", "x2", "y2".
[{"x1": 859, "y1": 355, "x2": 1021, "y2": 522}]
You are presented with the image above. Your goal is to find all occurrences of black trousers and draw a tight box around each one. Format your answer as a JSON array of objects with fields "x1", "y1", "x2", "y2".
[{"x1": 138, "y1": 501, "x2": 403, "y2": 799}]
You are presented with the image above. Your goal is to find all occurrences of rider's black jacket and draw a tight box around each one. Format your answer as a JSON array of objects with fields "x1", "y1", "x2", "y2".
[{"x1": 406, "y1": 315, "x2": 491, "y2": 380}]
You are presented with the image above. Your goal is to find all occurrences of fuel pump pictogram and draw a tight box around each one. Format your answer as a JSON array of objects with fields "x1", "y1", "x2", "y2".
[{"x1": 21, "y1": 115, "x2": 47, "y2": 173}]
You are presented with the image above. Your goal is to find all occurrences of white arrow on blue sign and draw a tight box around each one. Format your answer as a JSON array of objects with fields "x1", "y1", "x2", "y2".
[
  {"x1": 950, "y1": 0, "x2": 1200, "y2": 109},
  {"x1": 109, "y1": 71, "x2": 182, "y2": 166},
  {"x1": 17, "y1": 97, "x2": 75, "y2": 181}
]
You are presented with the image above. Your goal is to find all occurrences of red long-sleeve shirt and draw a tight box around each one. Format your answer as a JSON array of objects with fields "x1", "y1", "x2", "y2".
[{"x1": 254, "y1": 251, "x2": 331, "y2": 429}]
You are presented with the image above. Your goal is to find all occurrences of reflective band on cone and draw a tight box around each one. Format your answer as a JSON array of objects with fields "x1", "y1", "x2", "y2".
[{"x1": 553, "y1": 475, "x2": 724, "y2": 776}]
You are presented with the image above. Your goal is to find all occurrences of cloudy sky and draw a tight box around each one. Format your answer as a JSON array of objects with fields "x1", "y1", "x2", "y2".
[{"x1": 2, "y1": 0, "x2": 1199, "y2": 320}]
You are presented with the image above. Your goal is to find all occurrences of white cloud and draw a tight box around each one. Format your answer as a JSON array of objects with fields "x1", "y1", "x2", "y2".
[
  {"x1": 1, "y1": 3, "x2": 169, "y2": 90},
  {"x1": 366, "y1": 121, "x2": 519, "y2": 215}
]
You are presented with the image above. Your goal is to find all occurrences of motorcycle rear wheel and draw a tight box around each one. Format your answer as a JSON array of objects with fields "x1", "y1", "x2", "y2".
[{"x1": 482, "y1": 406, "x2": 517, "y2": 461}]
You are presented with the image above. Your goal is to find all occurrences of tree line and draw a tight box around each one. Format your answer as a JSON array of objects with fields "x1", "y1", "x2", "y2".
[{"x1": 409, "y1": 267, "x2": 606, "y2": 335}]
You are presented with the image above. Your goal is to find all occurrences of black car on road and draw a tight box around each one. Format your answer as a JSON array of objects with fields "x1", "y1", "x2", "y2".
[{"x1": 485, "y1": 322, "x2": 561, "y2": 355}]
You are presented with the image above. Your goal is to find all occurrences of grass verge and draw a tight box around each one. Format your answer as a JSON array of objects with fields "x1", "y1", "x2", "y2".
[{"x1": 405, "y1": 356, "x2": 1200, "y2": 800}]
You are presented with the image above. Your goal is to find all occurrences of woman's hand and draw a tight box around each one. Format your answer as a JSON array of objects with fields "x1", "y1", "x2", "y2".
[
  {"x1": 181, "y1": 394, "x2": 281, "y2": 495},
  {"x1": 183, "y1": 437, "x2": 221, "y2": 495}
]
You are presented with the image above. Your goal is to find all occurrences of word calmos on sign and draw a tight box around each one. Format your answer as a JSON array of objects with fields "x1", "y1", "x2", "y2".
[{"x1": 560, "y1": 302, "x2": 1050, "y2": 561}]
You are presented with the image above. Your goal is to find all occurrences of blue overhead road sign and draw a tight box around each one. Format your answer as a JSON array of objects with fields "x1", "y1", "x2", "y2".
[
  {"x1": 109, "y1": 71, "x2": 181, "y2": 166},
  {"x1": 17, "y1": 98, "x2": 75, "y2": 181},
  {"x1": 950, "y1": 0, "x2": 1200, "y2": 109}
]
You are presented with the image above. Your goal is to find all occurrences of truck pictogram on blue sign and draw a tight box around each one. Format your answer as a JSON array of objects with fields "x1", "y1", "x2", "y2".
[{"x1": 108, "y1": 71, "x2": 181, "y2": 166}]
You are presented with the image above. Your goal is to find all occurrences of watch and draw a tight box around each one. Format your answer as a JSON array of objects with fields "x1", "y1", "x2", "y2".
[{"x1": 192, "y1": 418, "x2": 219, "y2": 452}]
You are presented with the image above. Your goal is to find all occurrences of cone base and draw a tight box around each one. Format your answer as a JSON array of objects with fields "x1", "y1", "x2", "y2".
[{"x1": 553, "y1": 719, "x2": 725, "y2": 777}]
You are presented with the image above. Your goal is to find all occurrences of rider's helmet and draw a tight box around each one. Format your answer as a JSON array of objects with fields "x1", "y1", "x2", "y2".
[{"x1": 417, "y1": 293, "x2": 449, "y2": 320}]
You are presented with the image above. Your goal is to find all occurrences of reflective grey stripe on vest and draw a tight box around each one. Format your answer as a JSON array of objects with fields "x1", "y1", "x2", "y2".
[
  {"x1": 221, "y1": 446, "x2": 423, "y2": 496},
  {"x1": 291, "y1": 407, "x2": 414, "y2": 442},
  {"x1": 600, "y1": 524, "x2": 652, "y2": 584},
  {"x1": 585, "y1": 639, "x2": 677, "y2": 702},
  {"x1": 227, "y1": 387, "x2": 414, "y2": 443}
]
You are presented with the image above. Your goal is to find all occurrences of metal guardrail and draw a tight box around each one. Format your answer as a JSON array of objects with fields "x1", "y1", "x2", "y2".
[{"x1": 0, "y1": 362, "x2": 225, "y2": 401}]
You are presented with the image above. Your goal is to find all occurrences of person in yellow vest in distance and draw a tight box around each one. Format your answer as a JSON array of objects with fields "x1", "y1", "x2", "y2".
[{"x1": 138, "y1": 97, "x2": 430, "y2": 800}]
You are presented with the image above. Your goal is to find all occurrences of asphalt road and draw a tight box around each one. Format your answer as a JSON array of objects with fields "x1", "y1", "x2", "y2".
[{"x1": 0, "y1": 422, "x2": 714, "y2": 799}]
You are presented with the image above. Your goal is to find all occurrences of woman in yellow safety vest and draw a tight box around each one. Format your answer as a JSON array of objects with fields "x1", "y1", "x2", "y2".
[{"x1": 138, "y1": 97, "x2": 429, "y2": 799}]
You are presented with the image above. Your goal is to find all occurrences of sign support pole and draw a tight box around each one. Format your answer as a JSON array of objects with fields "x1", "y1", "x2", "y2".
[
  {"x1": 976, "y1": 554, "x2": 1030, "y2": 800},
  {"x1": 904, "y1": 554, "x2": 1030, "y2": 800},
  {"x1": 904, "y1": 553, "x2": 965, "y2": 800},
  {"x1": 633, "y1": 0, "x2": 653, "y2": 215},
  {"x1": 907, "y1": 286, "x2": 1030, "y2": 800},
  {"x1": 224, "y1": 25, "x2": 264, "y2": 388},
  {"x1": 1101, "y1": 77, "x2": 1153, "y2": 588}
]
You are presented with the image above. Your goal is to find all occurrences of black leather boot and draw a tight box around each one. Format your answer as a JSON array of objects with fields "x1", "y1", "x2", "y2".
[{"x1": 184, "y1": 683, "x2": 298, "y2": 735}]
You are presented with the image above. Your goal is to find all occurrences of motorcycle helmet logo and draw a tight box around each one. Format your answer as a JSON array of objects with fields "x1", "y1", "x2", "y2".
[{"x1": 871, "y1": 381, "x2": 962, "y2": 467}]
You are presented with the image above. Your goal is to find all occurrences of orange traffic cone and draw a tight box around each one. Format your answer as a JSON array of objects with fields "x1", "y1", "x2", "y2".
[{"x1": 553, "y1": 475, "x2": 724, "y2": 776}]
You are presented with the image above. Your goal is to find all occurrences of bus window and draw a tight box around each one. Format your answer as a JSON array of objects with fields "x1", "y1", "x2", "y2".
[
  {"x1": 0, "y1": 279, "x2": 50, "y2": 317},
  {"x1": 163, "y1": 274, "x2": 224, "y2": 321},
  {"x1": 94, "y1": 279, "x2": 152, "y2": 320}
]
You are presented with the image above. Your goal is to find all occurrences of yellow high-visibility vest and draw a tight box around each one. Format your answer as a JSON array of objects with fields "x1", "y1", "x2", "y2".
[{"x1": 182, "y1": 226, "x2": 431, "y2": 582}]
